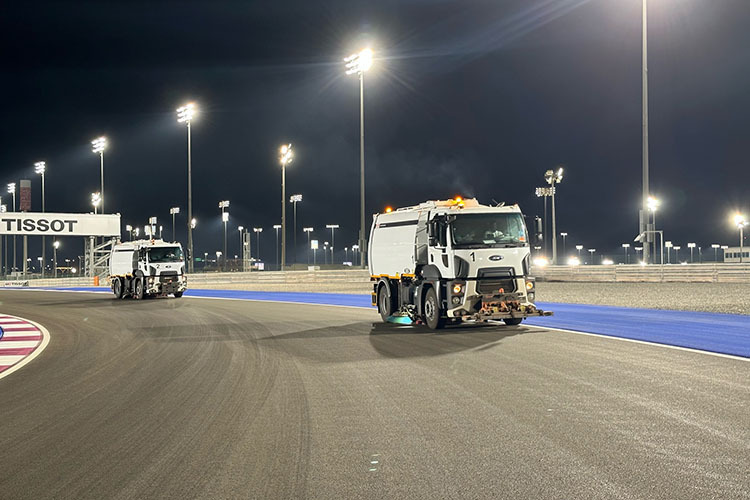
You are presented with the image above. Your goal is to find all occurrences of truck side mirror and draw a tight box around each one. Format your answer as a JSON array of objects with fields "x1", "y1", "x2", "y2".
[{"x1": 535, "y1": 216, "x2": 543, "y2": 243}]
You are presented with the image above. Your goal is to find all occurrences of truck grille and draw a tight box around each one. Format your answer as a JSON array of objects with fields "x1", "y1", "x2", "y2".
[{"x1": 477, "y1": 278, "x2": 516, "y2": 295}]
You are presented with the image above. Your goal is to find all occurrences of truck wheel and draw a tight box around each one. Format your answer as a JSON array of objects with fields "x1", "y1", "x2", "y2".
[
  {"x1": 377, "y1": 284, "x2": 394, "y2": 322},
  {"x1": 174, "y1": 291, "x2": 183, "y2": 298},
  {"x1": 423, "y1": 287, "x2": 445, "y2": 330},
  {"x1": 503, "y1": 318, "x2": 523, "y2": 326},
  {"x1": 113, "y1": 278, "x2": 123, "y2": 299},
  {"x1": 134, "y1": 278, "x2": 144, "y2": 300}
]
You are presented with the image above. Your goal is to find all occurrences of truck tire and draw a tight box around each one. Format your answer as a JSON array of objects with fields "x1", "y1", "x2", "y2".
[
  {"x1": 174, "y1": 291, "x2": 183, "y2": 298},
  {"x1": 134, "y1": 278, "x2": 144, "y2": 300},
  {"x1": 503, "y1": 318, "x2": 523, "y2": 326},
  {"x1": 112, "y1": 278, "x2": 123, "y2": 299},
  {"x1": 377, "y1": 284, "x2": 394, "y2": 322},
  {"x1": 423, "y1": 287, "x2": 445, "y2": 330}
]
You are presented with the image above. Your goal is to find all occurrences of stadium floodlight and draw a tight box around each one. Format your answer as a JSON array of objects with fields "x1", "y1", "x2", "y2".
[
  {"x1": 91, "y1": 192, "x2": 101, "y2": 213},
  {"x1": 169, "y1": 207, "x2": 180, "y2": 241},
  {"x1": 34, "y1": 161, "x2": 48, "y2": 276},
  {"x1": 176, "y1": 102, "x2": 196, "y2": 272},
  {"x1": 326, "y1": 224, "x2": 340, "y2": 264},
  {"x1": 279, "y1": 144, "x2": 294, "y2": 269},
  {"x1": 544, "y1": 166, "x2": 564, "y2": 264},
  {"x1": 734, "y1": 213, "x2": 747, "y2": 263},
  {"x1": 345, "y1": 48, "x2": 374, "y2": 269},
  {"x1": 290, "y1": 194, "x2": 302, "y2": 266},
  {"x1": 91, "y1": 136, "x2": 107, "y2": 213}
]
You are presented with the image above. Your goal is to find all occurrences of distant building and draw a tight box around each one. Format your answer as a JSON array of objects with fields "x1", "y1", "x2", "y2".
[{"x1": 723, "y1": 247, "x2": 749, "y2": 263}]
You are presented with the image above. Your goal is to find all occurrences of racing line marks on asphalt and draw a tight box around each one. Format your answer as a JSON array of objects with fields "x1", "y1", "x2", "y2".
[{"x1": 0, "y1": 314, "x2": 51, "y2": 380}]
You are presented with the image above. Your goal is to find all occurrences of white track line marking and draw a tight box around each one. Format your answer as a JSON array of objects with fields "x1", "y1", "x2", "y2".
[
  {"x1": 12, "y1": 288, "x2": 748, "y2": 362},
  {"x1": 0, "y1": 355, "x2": 25, "y2": 364},
  {"x1": 0, "y1": 341, "x2": 40, "y2": 349},
  {"x1": 0, "y1": 317, "x2": 50, "y2": 381},
  {"x1": 0, "y1": 332, "x2": 42, "y2": 338}
]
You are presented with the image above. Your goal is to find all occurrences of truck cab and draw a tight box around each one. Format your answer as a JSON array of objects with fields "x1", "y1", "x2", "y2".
[{"x1": 369, "y1": 198, "x2": 551, "y2": 329}]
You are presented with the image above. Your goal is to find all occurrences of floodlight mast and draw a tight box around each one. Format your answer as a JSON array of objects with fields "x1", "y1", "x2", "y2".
[
  {"x1": 279, "y1": 144, "x2": 293, "y2": 269},
  {"x1": 91, "y1": 137, "x2": 107, "y2": 213},
  {"x1": 345, "y1": 48, "x2": 373, "y2": 269},
  {"x1": 34, "y1": 161, "x2": 47, "y2": 276},
  {"x1": 177, "y1": 102, "x2": 196, "y2": 272},
  {"x1": 544, "y1": 167, "x2": 563, "y2": 264}
]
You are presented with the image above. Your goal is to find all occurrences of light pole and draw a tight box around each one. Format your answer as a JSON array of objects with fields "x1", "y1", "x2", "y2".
[
  {"x1": 91, "y1": 192, "x2": 101, "y2": 214},
  {"x1": 279, "y1": 144, "x2": 293, "y2": 269},
  {"x1": 721, "y1": 245, "x2": 729, "y2": 262},
  {"x1": 711, "y1": 244, "x2": 720, "y2": 263},
  {"x1": 219, "y1": 201, "x2": 229, "y2": 271},
  {"x1": 544, "y1": 167, "x2": 563, "y2": 264},
  {"x1": 673, "y1": 246, "x2": 680, "y2": 262},
  {"x1": 253, "y1": 228, "x2": 263, "y2": 261},
  {"x1": 575, "y1": 244, "x2": 583, "y2": 261},
  {"x1": 273, "y1": 224, "x2": 282, "y2": 270},
  {"x1": 735, "y1": 214, "x2": 747, "y2": 263},
  {"x1": 326, "y1": 224, "x2": 339, "y2": 265},
  {"x1": 622, "y1": 243, "x2": 630, "y2": 264},
  {"x1": 126, "y1": 225, "x2": 133, "y2": 241},
  {"x1": 647, "y1": 196, "x2": 661, "y2": 264},
  {"x1": 290, "y1": 194, "x2": 302, "y2": 267},
  {"x1": 323, "y1": 242, "x2": 329, "y2": 265},
  {"x1": 665, "y1": 241, "x2": 672, "y2": 264},
  {"x1": 238, "y1": 226, "x2": 244, "y2": 268},
  {"x1": 345, "y1": 47, "x2": 373, "y2": 269},
  {"x1": 587, "y1": 248, "x2": 596, "y2": 265},
  {"x1": 170, "y1": 207, "x2": 180, "y2": 242},
  {"x1": 304, "y1": 227, "x2": 313, "y2": 266},
  {"x1": 34, "y1": 161, "x2": 46, "y2": 277},
  {"x1": 8, "y1": 183, "x2": 16, "y2": 273},
  {"x1": 91, "y1": 137, "x2": 107, "y2": 213},
  {"x1": 53, "y1": 240, "x2": 59, "y2": 278},
  {"x1": 641, "y1": 0, "x2": 651, "y2": 266},
  {"x1": 177, "y1": 102, "x2": 196, "y2": 273},
  {"x1": 687, "y1": 242, "x2": 696, "y2": 263},
  {"x1": 352, "y1": 244, "x2": 360, "y2": 267},
  {"x1": 560, "y1": 232, "x2": 568, "y2": 258}
]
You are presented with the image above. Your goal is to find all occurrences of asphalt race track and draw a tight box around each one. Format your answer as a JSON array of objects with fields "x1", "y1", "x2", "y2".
[{"x1": 0, "y1": 290, "x2": 748, "y2": 500}]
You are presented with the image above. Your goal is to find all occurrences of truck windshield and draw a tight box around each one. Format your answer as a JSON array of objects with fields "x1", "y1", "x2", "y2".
[
  {"x1": 148, "y1": 247, "x2": 184, "y2": 263},
  {"x1": 451, "y1": 213, "x2": 527, "y2": 248}
]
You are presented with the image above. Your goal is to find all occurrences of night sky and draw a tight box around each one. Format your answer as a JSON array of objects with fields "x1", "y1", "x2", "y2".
[{"x1": 1, "y1": 0, "x2": 749, "y2": 265}]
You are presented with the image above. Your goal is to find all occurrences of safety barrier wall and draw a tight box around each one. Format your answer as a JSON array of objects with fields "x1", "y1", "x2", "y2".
[
  {"x1": 7, "y1": 264, "x2": 750, "y2": 288},
  {"x1": 532, "y1": 264, "x2": 750, "y2": 283}
]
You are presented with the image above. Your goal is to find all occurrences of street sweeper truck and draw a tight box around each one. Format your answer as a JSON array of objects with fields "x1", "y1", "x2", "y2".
[
  {"x1": 109, "y1": 239, "x2": 187, "y2": 299},
  {"x1": 369, "y1": 197, "x2": 552, "y2": 329}
]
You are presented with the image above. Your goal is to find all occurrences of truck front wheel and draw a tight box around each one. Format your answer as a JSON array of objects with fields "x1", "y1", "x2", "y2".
[
  {"x1": 377, "y1": 284, "x2": 394, "y2": 322},
  {"x1": 503, "y1": 318, "x2": 523, "y2": 326},
  {"x1": 423, "y1": 288, "x2": 445, "y2": 330},
  {"x1": 134, "y1": 278, "x2": 145, "y2": 300}
]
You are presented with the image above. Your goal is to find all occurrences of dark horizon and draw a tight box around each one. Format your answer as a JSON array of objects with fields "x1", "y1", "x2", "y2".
[{"x1": 1, "y1": 0, "x2": 749, "y2": 267}]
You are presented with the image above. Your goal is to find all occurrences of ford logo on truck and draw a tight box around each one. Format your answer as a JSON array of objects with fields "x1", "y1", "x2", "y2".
[{"x1": 489, "y1": 255, "x2": 504, "y2": 261}]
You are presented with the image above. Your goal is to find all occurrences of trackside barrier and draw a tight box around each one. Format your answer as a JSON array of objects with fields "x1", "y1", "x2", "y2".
[{"x1": 533, "y1": 263, "x2": 750, "y2": 283}]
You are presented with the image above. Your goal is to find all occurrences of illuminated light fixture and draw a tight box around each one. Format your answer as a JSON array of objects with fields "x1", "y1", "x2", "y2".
[
  {"x1": 647, "y1": 195, "x2": 660, "y2": 212},
  {"x1": 344, "y1": 48, "x2": 373, "y2": 75},
  {"x1": 567, "y1": 257, "x2": 580, "y2": 266},
  {"x1": 601, "y1": 258, "x2": 614, "y2": 266},
  {"x1": 734, "y1": 213, "x2": 747, "y2": 228},
  {"x1": 385, "y1": 206, "x2": 393, "y2": 213},
  {"x1": 91, "y1": 136, "x2": 107, "y2": 154},
  {"x1": 218, "y1": 200, "x2": 230, "y2": 209},
  {"x1": 176, "y1": 102, "x2": 196, "y2": 123},
  {"x1": 279, "y1": 143, "x2": 293, "y2": 166},
  {"x1": 222, "y1": 212, "x2": 229, "y2": 223},
  {"x1": 532, "y1": 257, "x2": 549, "y2": 267},
  {"x1": 7, "y1": 183, "x2": 16, "y2": 195},
  {"x1": 290, "y1": 193, "x2": 302, "y2": 203},
  {"x1": 34, "y1": 161, "x2": 46, "y2": 175}
]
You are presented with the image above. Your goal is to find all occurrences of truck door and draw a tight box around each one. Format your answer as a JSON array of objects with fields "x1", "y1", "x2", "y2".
[{"x1": 429, "y1": 216, "x2": 454, "y2": 278}]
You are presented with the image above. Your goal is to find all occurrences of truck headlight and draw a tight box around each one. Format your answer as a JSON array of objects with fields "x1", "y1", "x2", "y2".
[{"x1": 452, "y1": 283, "x2": 464, "y2": 295}]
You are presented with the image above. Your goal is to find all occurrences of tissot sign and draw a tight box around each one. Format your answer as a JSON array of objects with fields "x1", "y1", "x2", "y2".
[{"x1": 0, "y1": 212, "x2": 120, "y2": 237}]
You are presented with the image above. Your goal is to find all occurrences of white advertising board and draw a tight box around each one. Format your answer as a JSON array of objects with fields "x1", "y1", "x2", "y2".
[{"x1": 0, "y1": 212, "x2": 120, "y2": 237}]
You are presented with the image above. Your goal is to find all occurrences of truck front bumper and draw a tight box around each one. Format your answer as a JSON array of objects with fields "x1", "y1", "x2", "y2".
[{"x1": 146, "y1": 275, "x2": 187, "y2": 295}]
